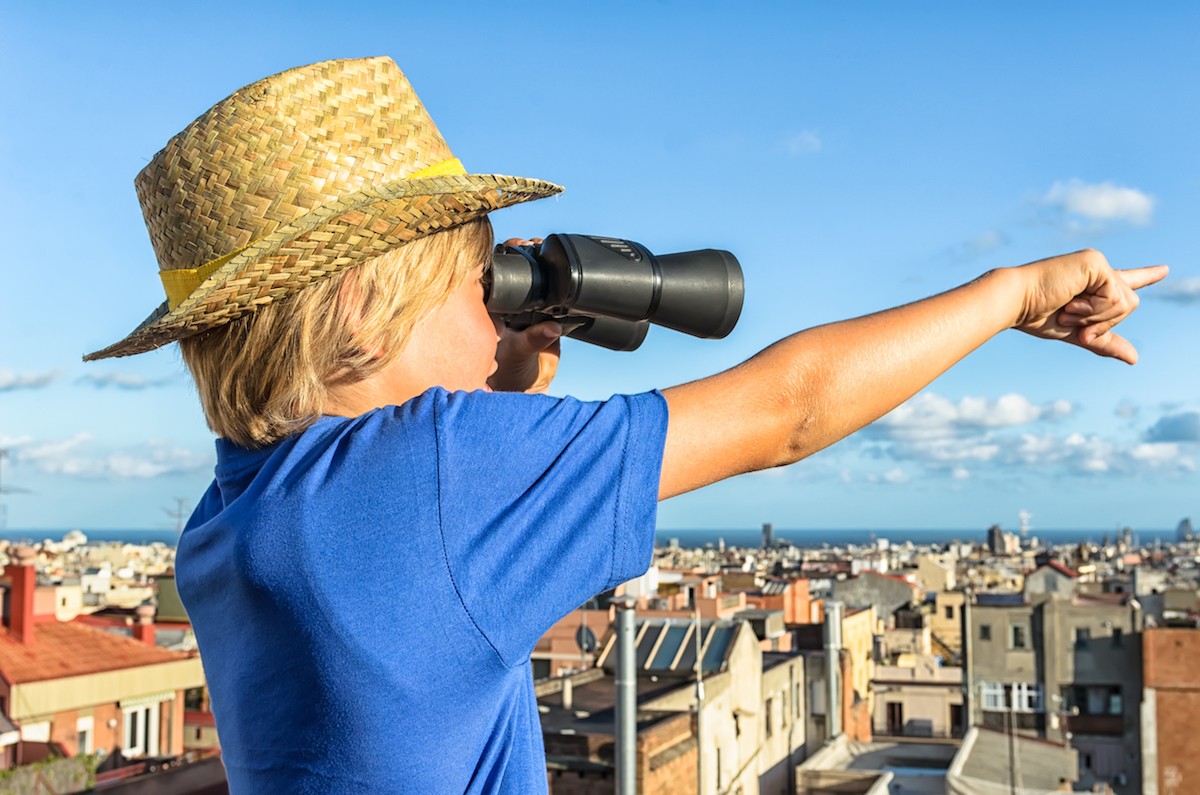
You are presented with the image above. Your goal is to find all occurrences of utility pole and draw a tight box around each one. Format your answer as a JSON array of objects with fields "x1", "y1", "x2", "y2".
[
  {"x1": 1008, "y1": 703, "x2": 1017, "y2": 795},
  {"x1": 612, "y1": 596, "x2": 637, "y2": 795},
  {"x1": 163, "y1": 497, "x2": 188, "y2": 534}
]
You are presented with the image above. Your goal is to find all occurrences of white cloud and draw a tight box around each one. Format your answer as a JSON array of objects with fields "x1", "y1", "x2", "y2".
[
  {"x1": 890, "y1": 438, "x2": 1001, "y2": 464},
  {"x1": 852, "y1": 392, "x2": 1197, "y2": 481},
  {"x1": 871, "y1": 393, "x2": 1073, "y2": 442},
  {"x1": 1129, "y1": 442, "x2": 1188, "y2": 465},
  {"x1": 1043, "y1": 179, "x2": 1155, "y2": 226},
  {"x1": 8, "y1": 434, "x2": 212, "y2": 480},
  {"x1": 77, "y1": 372, "x2": 177, "y2": 390},
  {"x1": 1155, "y1": 277, "x2": 1200, "y2": 306},
  {"x1": 0, "y1": 370, "x2": 56, "y2": 392},
  {"x1": 882, "y1": 467, "x2": 909, "y2": 484},
  {"x1": 784, "y1": 130, "x2": 822, "y2": 156}
]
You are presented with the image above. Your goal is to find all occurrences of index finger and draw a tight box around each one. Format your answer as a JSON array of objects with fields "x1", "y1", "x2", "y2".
[{"x1": 1119, "y1": 264, "x2": 1170, "y2": 291}]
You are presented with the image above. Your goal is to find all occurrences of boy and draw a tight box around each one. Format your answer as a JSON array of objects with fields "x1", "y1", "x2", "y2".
[{"x1": 85, "y1": 57, "x2": 1165, "y2": 793}]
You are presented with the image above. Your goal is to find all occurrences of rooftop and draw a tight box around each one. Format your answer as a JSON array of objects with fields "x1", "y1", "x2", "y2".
[
  {"x1": 1037, "y1": 561, "x2": 1079, "y2": 578},
  {"x1": 536, "y1": 672, "x2": 687, "y2": 736},
  {"x1": 0, "y1": 622, "x2": 188, "y2": 684}
]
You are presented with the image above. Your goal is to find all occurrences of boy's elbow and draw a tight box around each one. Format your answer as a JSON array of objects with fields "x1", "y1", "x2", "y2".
[{"x1": 761, "y1": 371, "x2": 820, "y2": 470}]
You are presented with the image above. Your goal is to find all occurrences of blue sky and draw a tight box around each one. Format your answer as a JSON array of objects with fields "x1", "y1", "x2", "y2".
[{"x1": 1, "y1": 2, "x2": 1197, "y2": 533}]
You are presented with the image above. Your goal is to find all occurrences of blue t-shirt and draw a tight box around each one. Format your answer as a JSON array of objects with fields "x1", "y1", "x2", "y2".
[{"x1": 176, "y1": 387, "x2": 668, "y2": 793}]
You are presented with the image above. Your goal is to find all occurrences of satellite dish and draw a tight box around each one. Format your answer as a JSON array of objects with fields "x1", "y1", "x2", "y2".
[{"x1": 575, "y1": 625, "x2": 598, "y2": 653}]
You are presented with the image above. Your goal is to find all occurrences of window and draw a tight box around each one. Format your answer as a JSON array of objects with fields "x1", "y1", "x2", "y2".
[
  {"x1": 1010, "y1": 623, "x2": 1029, "y2": 650},
  {"x1": 1012, "y1": 683, "x2": 1042, "y2": 713},
  {"x1": 122, "y1": 704, "x2": 160, "y2": 757},
  {"x1": 1112, "y1": 628, "x2": 1123, "y2": 647},
  {"x1": 982, "y1": 682, "x2": 1006, "y2": 711},
  {"x1": 982, "y1": 682, "x2": 1042, "y2": 712},
  {"x1": 1079, "y1": 686, "x2": 1123, "y2": 716},
  {"x1": 765, "y1": 697, "x2": 774, "y2": 738},
  {"x1": 1075, "y1": 627, "x2": 1091, "y2": 649},
  {"x1": 793, "y1": 682, "x2": 801, "y2": 719},
  {"x1": 980, "y1": 624, "x2": 992, "y2": 641},
  {"x1": 76, "y1": 717, "x2": 94, "y2": 754},
  {"x1": 944, "y1": 606, "x2": 954, "y2": 620}
]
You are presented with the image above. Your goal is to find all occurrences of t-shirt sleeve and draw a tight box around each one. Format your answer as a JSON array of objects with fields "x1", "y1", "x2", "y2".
[{"x1": 430, "y1": 388, "x2": 668, "y2": 667}]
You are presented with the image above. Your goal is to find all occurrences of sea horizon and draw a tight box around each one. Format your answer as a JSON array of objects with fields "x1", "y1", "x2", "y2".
[{"x1": 0, "y1": 526, "x2": 1177, "y2": 550}]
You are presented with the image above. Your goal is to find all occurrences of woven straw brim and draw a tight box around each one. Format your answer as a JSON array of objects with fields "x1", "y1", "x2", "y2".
[{"x1": 84, "y1": 173, "x2": 561, "y2": 360}]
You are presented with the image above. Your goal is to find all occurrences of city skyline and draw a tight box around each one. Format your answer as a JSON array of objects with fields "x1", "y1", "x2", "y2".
[{"x1": 1, "y1": 3, "x2": 1197, "y2": 530}]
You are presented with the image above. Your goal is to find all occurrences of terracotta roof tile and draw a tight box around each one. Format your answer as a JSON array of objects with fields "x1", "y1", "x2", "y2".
[
  {"x1": 0, "y1": 622, "x2": 186, "y2": 684},
  {"x1": 1041, "y1": 561, "x2": 1079, "y2": 578}
]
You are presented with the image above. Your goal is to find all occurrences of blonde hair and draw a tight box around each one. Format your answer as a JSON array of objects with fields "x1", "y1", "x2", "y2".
[{"x1": 180, "y1": 218, "x2": 494, "y2": 447}]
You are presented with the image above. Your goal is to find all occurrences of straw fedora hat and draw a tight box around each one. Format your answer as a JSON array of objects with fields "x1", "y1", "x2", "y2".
[{"x1": 84, "y1": 56, "x2": 561, "y2": 361}]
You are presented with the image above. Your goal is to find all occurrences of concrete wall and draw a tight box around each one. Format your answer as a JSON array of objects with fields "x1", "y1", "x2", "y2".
[
  {"x1": 969, "y1": 603, "x2": 1037, "y2": 684},
  {"x1": 1040, "y1": 596, "x2": 1141, "y2": 791},
  {"x1": 930, "y1": 591, "x2": 965, "y2": 655},
  {"x1": 841, "y1": 608, "x2": 876, "y2": 716},
  {"x1": 915, "y1": 554, "x2": 957, "y2": 593},
  {"x1": 872, "y1": 662, "x2": 963, "y2": 738},
  {"x1": 757, "y1": 656, "x2": 806, "y2": 794},
  {"x1": 832, "y1": 575, "x2": 914, "y2": 620},
  {"x1": 880, "y1": 625, "x2": 930, "y2": 660},
  {"x1": 8, "y1": 658, "x2": 205, "y2": 720},
  {"x1": 1024, "y1": 567, "x2": 1076, "y2": 599}
]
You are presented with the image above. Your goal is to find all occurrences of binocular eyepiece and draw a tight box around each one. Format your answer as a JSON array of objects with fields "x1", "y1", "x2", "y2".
[{"x1": 487, "y1": 234, "x2": 744, "y2": 351}]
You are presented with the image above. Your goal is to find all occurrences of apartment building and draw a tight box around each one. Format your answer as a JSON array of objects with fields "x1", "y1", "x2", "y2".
[
  {"x1": 0, "y1": 547, "x2": 205, "y2": 767},
  {"x1": 965, "y1": 587, "x2": 1143, "y2": 793}
]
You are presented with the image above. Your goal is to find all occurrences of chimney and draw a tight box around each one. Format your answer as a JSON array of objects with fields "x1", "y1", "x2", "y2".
[
  {"x1": 5, "y1": 546, "x2": 37, "y2": 645},
  {"x1": 562, "y1": 677, "x2": 573, "y2": 711},
  {"x1": 824, "y1": 601, "x2": 844, "y2": 740},
  {"x1": 133, "y1": 603, "x2": 156, "y2": 646}
]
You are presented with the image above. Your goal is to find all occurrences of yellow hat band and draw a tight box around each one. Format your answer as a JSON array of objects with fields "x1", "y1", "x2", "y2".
[{"x1": 157, "y1": 157, "x2": 467, "y2": 310}]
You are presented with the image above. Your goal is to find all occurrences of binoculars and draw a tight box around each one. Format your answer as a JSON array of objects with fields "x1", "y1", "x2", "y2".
[{"x1": 487, "y1": 234, "x2": 744, "y2": 351}]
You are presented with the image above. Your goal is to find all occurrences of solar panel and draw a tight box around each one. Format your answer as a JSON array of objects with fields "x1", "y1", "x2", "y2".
[
  {"x1": 635, "y1": 623, "x2": 663, "y2": 669},
  {"x1": 674, "y1": 623, "x2": 704, "y2": 673},
  {"x1": 650, "y1": 624, "x2": 689, "y2": 670},
  {"x1": 701, "y1": 625, "x2": 735, "y2": 673}
]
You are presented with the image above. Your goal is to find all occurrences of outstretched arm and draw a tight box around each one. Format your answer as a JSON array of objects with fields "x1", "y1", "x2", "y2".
[{"x1": 659, "y1": 249, "x2": 1168, "y2": 499}]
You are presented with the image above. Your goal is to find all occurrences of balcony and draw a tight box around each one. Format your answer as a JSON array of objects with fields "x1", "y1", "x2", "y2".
[{"x1": 1065, "y1": 714, "x2": 1124, "y2": 736}]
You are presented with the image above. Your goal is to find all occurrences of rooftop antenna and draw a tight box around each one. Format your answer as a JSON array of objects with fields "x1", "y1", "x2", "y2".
[{"x1": 163, "y1": 497, "x2": 188, "y2": 535}]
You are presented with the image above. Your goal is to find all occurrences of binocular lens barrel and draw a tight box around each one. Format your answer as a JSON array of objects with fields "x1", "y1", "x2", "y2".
[{"x1": 487, "y1": 234, "x2": 743, "y2": 351}]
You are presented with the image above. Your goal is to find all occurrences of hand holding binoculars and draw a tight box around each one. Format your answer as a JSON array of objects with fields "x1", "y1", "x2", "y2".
[{"x1": 487, "y1": 234, "x2": 744, "y2": 351}]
